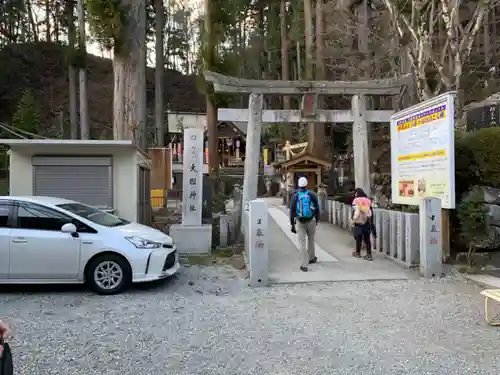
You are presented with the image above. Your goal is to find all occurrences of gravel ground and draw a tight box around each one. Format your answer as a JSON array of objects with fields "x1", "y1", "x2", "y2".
[{"x1": 1, "y1": 265, "x2": 500, "y2": 375}]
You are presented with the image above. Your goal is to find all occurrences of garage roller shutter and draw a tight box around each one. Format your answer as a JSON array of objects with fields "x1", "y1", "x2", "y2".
[{"x1": 33, "y1": 157, "x2": 112, "y2": 209}]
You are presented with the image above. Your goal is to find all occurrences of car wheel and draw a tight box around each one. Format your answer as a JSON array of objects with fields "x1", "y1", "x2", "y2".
[{"x1": 86, "y1": 254, "x2": 131, "y2": 295}]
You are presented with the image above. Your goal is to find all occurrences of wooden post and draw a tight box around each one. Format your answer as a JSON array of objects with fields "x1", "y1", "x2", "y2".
[
  {"x1": 242, "y1": 93, "x2": 263, "y2": 207},
  {"x1": 352, "y1": 95, "x2": 371, "y2": 194},
  {"x1": 441, "y1": 209, "x2": 451, "y2": 263}
]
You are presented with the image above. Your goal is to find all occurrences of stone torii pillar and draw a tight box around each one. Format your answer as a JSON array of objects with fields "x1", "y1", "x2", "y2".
[
  {"x1": 352, "y1": 95, "x2": 371, "y2": 195},
  {"x1": 242, "y1": 93, "x2": 263, "y2": 208},
  {"x1": 203, "y1": 71, "x2": 410, "y2": 202}
]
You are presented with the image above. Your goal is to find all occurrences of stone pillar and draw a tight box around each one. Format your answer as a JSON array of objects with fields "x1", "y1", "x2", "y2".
[
  {"x1": 181, "y1": 128, "x2": 203, "y2": 225},
  {"x1": 169, "y1": 128, "x2": 212, "y2": 254},
  {"x1": 242, "y1": 93, "x2": 263, "y2": 208},
  {"x1": 351, "y1": 95, "x2": 371, "y2": 195},
  {"x1": 404, "y1": 212, "x2": 420, "y2": 267},
  {"x1": 419, "y1": 197, "x2": 443, "y2": 278},
  {"x1": 235, "y1": 139, "x2": 241, "y2": 160},
  {"x1": 317, "y1": 184, "x2": 328, "y2": 221},
  {"x1": 248, "y1": 199, "x2": 268, "y2": 287}
]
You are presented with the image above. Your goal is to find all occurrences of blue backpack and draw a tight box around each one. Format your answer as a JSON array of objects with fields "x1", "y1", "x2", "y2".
[{"x1": 296, "y1": 190, "x2": 314, "y2": 219}]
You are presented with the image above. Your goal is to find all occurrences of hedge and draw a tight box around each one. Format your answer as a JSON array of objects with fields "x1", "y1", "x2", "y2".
[{"x1": 455, "y1": 127, "x2": 500, "y2": 193}]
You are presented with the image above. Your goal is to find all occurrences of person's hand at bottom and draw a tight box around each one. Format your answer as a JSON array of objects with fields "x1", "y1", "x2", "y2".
[{"x1": 0, "y1": 320, "x2": 11, "y2": 358}]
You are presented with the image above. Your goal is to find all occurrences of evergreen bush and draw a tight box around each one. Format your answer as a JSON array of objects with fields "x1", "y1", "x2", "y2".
[
  {"x1": 12, "y1": 88, "x2": 40, "y2": 135},
  {"x1": 455, "y1": 127, "x2": 500, "y2": 189},
  {"x1": 456, "y1": 187, "x2": 487, "y2": 264}
]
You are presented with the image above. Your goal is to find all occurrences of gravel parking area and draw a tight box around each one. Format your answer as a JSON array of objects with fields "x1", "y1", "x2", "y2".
[{"x1": 1, "y1": 266, "x2": 500, "y2": 375}]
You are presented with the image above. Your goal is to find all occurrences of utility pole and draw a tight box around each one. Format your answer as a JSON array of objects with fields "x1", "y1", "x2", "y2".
[
  {"x1": 77, "y1": 0, "x2": 89, "y2": 139},
  {"x1": 155, "y1": 0, "x2": 165, "y2": 146}
]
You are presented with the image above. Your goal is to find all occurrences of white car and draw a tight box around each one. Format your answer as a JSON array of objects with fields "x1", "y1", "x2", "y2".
[{"x1": 0, "y1": 196, "x2": 180, "y2": 295}]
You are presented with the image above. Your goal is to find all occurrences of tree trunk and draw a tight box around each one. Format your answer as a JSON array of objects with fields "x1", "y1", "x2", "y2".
[
  {"x1": 304, "y1": 0, "x2": 317, "y2": 154},
  {"x1": 280, "y1": 0, "x2": 292, "y2": 142},
  {"x1": 26, "y1": 0, "x2": 39, "y2": 42},
  {"x1": 77, "y1": 0, "x2": 89, "y2": 139},
  {"x1": 314, "y1": 0, "x2": 326, "y2": 158},
  {"x1": 66, "y1": 0, "x2": 78, "y2": 139},
  {"x1": 204, "y1": 0, "x2": 218, "y2": 176},
  {"x1": 155, "y1": 0, "x2": 165, "y2": 146},
  {"x1": 357, "y1": 0, "x2": 370, "y2": 78},
  {"x1": 113, "y1": 0, "x2": 147, "y2": 150},
  {"x1": 54, "y1": 1, "x2": 60, "y2": 43},
  {"x1": 45, "y1": 0, "x2": 51, "y2": 42}
]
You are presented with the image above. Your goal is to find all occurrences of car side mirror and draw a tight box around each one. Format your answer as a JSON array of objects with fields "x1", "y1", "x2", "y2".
[{"x1": 61, "y1": 223, "x2": 77, "y2": 233}]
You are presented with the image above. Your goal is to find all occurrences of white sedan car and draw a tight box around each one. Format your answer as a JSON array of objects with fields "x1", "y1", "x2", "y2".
[{"x1": 0, "y1": 196, "x2": 180, "y2": 295}]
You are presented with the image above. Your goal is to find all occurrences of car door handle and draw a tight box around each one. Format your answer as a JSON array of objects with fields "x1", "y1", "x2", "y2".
[
  {"x1": 12, "y1": 239, "x2": 27, "y2": 243},
  {"x1": 82, "y1": 241, "x2": 93, "y2": 244}
]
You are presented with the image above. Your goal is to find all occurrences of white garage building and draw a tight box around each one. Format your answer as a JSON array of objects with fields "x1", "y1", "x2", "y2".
[{"x1": 1, "y1": 139, "x2": 152, "y2": 225}]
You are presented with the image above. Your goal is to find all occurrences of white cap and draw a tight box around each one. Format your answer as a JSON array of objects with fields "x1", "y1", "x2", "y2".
[{"x1": 298, "y1": 177, "x2": 308, "y2": 188}]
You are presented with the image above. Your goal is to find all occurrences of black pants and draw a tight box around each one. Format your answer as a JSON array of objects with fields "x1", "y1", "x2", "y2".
[{"x1": 355, "y1": 224, "x2": 372, "y2": 255}]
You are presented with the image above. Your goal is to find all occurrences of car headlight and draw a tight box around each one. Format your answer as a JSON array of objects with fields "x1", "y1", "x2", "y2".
[{"x1": 125, "y1": 236, "x2": 162, "y2": 249}]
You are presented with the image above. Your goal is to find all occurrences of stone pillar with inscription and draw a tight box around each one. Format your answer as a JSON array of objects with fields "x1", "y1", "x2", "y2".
[
  {"x1": 419, "y1": 197, "x2": 443, "y2": 278},
  {"x1": 170, "y1": 128, "x2": 213, "y2": 254},
  {"x1": 248, "y1": 199, "x2": 268, "y2": 287},
  {"x1": 181, "y1": 128, "x2": 203, "y2": 225}
]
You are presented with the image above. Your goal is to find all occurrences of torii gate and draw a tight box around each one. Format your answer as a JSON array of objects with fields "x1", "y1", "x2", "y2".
[{"x1": 204, "y1": 71, "x2": 410, "y2": 206}]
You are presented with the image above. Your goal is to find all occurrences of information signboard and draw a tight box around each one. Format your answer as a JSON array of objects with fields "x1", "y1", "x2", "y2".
[{"x1": 390, "y1": 92, "x2": 456, "y2": 209}]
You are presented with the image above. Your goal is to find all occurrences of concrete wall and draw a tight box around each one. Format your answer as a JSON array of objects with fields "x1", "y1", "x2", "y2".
[{"x1": 8, "y1": 146, "x2": 140, "y2": 222}]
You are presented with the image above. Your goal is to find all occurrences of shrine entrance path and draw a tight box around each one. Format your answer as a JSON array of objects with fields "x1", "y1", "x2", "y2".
[{"x1": 263, "y1": 198, "x2": 415, "y2": 284}]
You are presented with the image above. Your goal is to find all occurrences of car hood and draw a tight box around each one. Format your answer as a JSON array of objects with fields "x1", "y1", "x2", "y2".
[{"x1": 115, "y1": 222, "x2": 173, "y2": 244}]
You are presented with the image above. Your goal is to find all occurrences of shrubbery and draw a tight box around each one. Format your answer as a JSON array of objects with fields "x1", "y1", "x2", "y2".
[
  {"x1": 454, "y1": 127, "x2": 500, "y2": 255},
  {"x1": 455, "y1": 127, "x2": 500, "y2": 191},
  {"x1": 456, "y1": 187, "x2": 487, "y2": 263}
]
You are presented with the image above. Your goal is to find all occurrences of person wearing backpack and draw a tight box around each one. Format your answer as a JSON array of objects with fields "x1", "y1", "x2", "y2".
[
  {"x1": 351, "y1": 188, "x2": 373, "y2": 261},
  {"x1": 289, "y1": 177, "x2": 320, "y2": 272}
]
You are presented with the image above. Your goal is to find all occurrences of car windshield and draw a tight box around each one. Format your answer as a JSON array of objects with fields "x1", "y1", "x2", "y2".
[{"x1": 57, "y1": 203, "x2": 129, "y2": 227}]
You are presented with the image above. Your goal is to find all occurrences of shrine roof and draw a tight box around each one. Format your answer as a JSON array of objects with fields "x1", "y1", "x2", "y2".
[
  {"x1": 203, "y1": 121, "x2": 247, "y2": 138},
  {"x1": 275, "y1": 152, "x2": 331, "y2": 169}
]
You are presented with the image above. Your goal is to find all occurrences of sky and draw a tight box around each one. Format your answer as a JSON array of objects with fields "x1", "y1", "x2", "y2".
[
  {"x1": 87, "y1": 0, "x2": 204, "y2": 66},
  {"x1": 32, "y1": 0, "x2": 204, "y2": 67}
]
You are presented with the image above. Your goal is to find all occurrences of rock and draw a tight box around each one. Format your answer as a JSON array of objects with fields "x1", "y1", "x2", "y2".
[
  {"x1": 465, "y1": 186, "x2": 500, "y2": 250},
  {"x1": 372, "y1": 184, "x2": 390, "y2": 208},
  {"x1": 486, "y1": 204, "x2": 500, "y2": 227},
  {"x1": 477, "y1": 186, "x2": 500, "y2": 205}
]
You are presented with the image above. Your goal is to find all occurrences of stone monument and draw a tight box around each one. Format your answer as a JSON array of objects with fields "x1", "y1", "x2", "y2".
[
  {"x1": 248, "y1": 199, "x2": 268, "y2": 287},
  {"x1": 170, "y1": 128, "x2": 212, "y2": 254},
  {"x1": 419, "y1": 197, "x2": 443, "y2": 277}
]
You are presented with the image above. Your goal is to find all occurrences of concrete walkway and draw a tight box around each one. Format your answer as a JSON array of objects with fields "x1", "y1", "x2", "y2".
[{"x1": 263, "y1": 197, "x2": 415, "y2": 284}]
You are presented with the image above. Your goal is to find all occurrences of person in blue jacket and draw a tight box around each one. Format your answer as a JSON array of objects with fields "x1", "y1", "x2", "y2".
[{"x1": 289, "y1": 177, "x2": 320, "y2": 272}]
